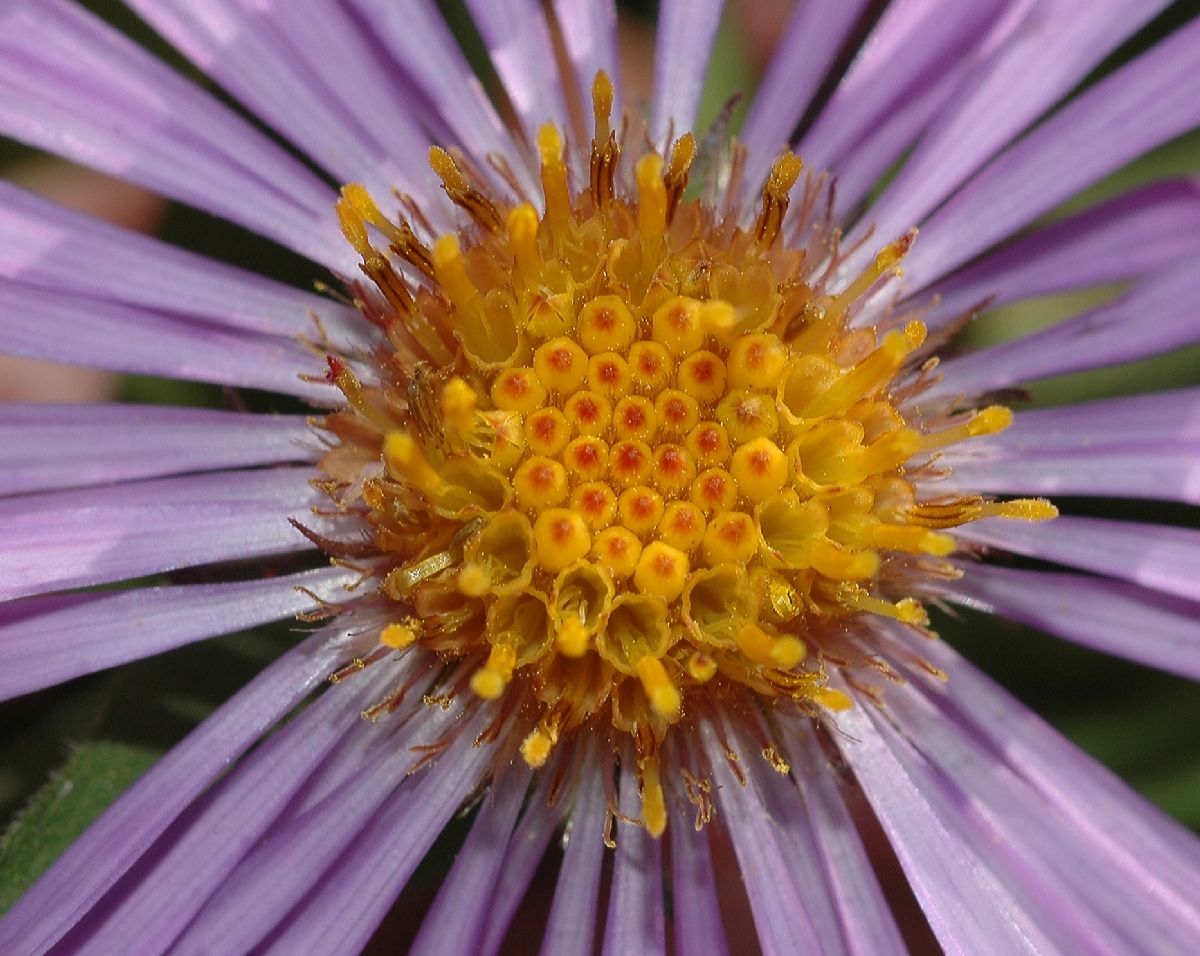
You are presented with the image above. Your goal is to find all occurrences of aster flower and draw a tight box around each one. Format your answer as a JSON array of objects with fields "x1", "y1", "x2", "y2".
[{"x1": 2, "y1": 0, "x2": 1200, "y2": 952}]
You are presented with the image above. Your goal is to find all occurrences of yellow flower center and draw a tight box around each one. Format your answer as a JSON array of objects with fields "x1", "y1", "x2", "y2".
[{"x1": 323, "y1": 73, "x2": 1055, "y2": 837}]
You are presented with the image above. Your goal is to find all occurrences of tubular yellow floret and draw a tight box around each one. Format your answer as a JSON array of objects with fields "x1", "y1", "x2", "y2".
[
  {"x1": 534, "y1": 509, "x2": 592, "y2": 573},
  {"x1": 580, "y1": 296, "x2": 638, "y2": 355},
  {"x1": 634, "y1": 541, "x2": 690, "y2": 601}
]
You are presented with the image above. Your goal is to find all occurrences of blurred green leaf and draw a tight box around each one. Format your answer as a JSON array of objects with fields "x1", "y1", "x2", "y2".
[{"x1": 0, "y1": 740, "x2": 160, "y2": 912}]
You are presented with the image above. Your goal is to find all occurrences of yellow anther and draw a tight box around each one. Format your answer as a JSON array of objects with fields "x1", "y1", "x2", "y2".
[
  {"x1": 619, "y1": 486, "x2": 666, "y2": 536},
  {"x1": 556, "y1": 617, "x2": 590, "y2": 658},
  {"x1": 614, "y1": 396, "x2": 658, "y2": 442},
  {"x1": 525, "y1": 408, "x2": 571, "y2": 456},
  {"x1": 702, "y1": 511, "x2": 759, "y2": 566},
  {"x1": 587, "y1": 352, "x2": 633, "y2": 399},
  {"x1": 457, "y1": 562, "x2": 492, "y2": 597},
  {"x1": 379, "y1": 622, "x2": 417, "y2": 650},
  {"x1": 490, "y1": 367, "x2": 547, "y2": 414},
  {"x1": 609, "y1": 440, "x2": 653, "y2": 487},
  {"x1": 564, "y1": 436, "x2": 610, "y2": 481},
  {"x1": 870, "y1": 524, "x2": 956, "y2": 556},
  {"x1": 754, "y1": 152, "x2": 803, "y2": 247},
  {"x1": 634, "y1": 541, "x2": 689, "y2": 601},
  {"x1": 341, "y1": 183, "x2": 393, "y2": 237},
  {"x1": 593, "y1": 526, "x2": 643, "y2": 579},
  {"x1": 429, "y1": 145, "x2": 469, "y2": 192},
  {"x1": 383, "y1": 432, "x2": 441, "y2": 494},
  {"x1": 534, "y1": 337, "x2": 588, "y2": 393},
  {"x1": 537, "y1": 124, "x2": 570, "y2": 235},
  {"x1": 507, "y1": 203, "x2": 541, "y2": 280},
  {"x1": 636, "y1": 153, "x2": 667, "y2": 237},
  {"x1": 920, "y1": 405, "x2": 1014, "y2": 452},
  {"x1": 640, "y1": 758, "x2": 668, "y2": 838},
  {"x1": 521, "y1": 727, "x2": 555, "y2": 768},
  {"x1": 441, "y1": 377, "x2": 477, "y2": 435},
  {"x1": 677, "y1": 351, "x2": 727, "y2": 403},
  {"x1": 636, "y1": 655, "x2": 681, "y2": 718},
  {"x1": 470, "y1": 643, "x2": 517, "y2": 700},
  {"x1": 430, "y1": 147, "x2": 505, "y2": 233},
  {"x1": 727, "y1": 334, "x2": 789, "y2": 390},
  {"x1": 685, "y1": 422, "x2": 731, "y2": 468},
  {"x1": 534, "y1": 509, "x2": 592, "y2": 572},
  {"x1": 629, "y1": 342, "x2": 674, "y2": 393},
  {"x1": 579, "y1": 296, "x2": 637, "y2": 355},
  {"x1": 652, "y1": 443, "x2": 697, "y2": 496},
  {"x1": 903, "y1": 319, "x2": 927, "y2": 350},
  {"x1": 827, "y1": 230, "x2": 914, "y2": 321},
  {"x1": 652, "y1": 296, "x2": 706, "y2": 356},
  {"x1": 431, "y1": 234, "x2": 478, "y2": 311},
  {"x1": 335, "y1": 193, "x2": 374, "y2": 260},
  {"x1": 730, "y1": 437, "x2": 789, "y2": 503},
  {"x1": 690, "y1": 468, "x2": 738, "y2": 514},
  {"x1": 812, "y1": 688, "x2": 853, "y2": 712},
  {"x1": 687, "y1": 652, "x2": 718, "y2": 682},
  {"x1": 658, "y1": 501, "x2": 707, "y2": 552},
  {"x1": 570, "y1": 481, "x2": 618, "y2": 531},
  {"x1": 514, "y1": 457, "x2": 569, "y2": 509},
  {"x1": 564, "y1": 391, "x2": 613, "y2": 436}
]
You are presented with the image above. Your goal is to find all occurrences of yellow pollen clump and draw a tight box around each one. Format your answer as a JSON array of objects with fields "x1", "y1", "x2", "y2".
[{"x1": 326, "y1": 70, "x2": 1057, "y2": 838}]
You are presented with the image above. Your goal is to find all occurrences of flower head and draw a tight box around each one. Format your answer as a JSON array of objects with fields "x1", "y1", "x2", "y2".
[{"x1": 1, "y1": 1, "x2": 1199, "y2": 954}]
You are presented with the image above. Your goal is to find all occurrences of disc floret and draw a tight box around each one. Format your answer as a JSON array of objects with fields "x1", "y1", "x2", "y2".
[{"x1": 322, "y1": 72, "x2": 1055, "y2": 836}]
